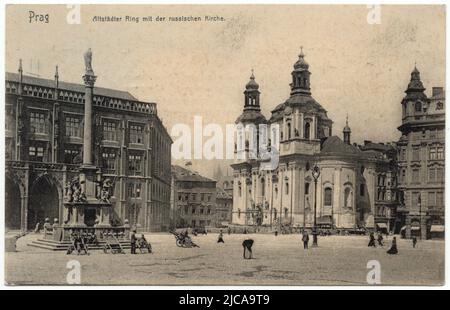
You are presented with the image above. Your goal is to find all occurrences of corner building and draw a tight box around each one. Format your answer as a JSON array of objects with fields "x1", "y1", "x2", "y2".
[{"x1": 5, "y1": 61, "x2": 172, "y2": 232}]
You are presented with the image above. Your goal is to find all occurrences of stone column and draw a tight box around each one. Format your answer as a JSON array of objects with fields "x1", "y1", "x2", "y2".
[{"x1": 82, "y1": 73, "x2": 97, "y2": 166}]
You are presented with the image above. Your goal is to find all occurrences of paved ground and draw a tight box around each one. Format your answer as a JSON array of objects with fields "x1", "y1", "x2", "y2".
[{"x1": 5, "y1": 232, "x2": 444, "y2": 286}]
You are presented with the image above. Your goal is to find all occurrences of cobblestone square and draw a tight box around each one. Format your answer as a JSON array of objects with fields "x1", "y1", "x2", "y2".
[{"x1": 5, "y1": 233, "x2": 444, "y2": 286}]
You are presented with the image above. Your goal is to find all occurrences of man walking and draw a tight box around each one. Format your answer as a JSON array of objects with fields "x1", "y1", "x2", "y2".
[
  {"x1": 302, "y1": 230, "x2": 309, "y2": 249},
  {"x1": 130, "y1": 229, "x2": 137, "y2": 254},
  {"x1": 368, "y1": 232, "x2": 376, "y2": 247},
  {"x1": 412, "y1": 236, "x2": 418, "y2": 248},
  {"x1": 377, "y1": 233, "x2": 384, "y2": 246},
  {"x1": 217, "y1": 230, "x2": 225, "y2": 243}
]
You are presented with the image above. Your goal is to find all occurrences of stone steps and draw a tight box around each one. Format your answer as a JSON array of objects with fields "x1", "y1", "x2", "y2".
[{"x1": 28, "y1": 238, "x2": 131, "y2": 251}]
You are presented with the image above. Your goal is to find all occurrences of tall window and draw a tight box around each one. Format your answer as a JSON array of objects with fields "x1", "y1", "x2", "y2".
[
  {"x1": 412, "y1": 168, "x2": 420, "y2": 183},
  {"x1": 324, "y1": 187, "x2": 332, "y2": 206},
  {"x1": 437, "y1": 192, "x2": 444, "y2": 206},
  {"x1": 102, "y1": 150, "x2": 117, "y2": 174},
  {"x1": 30, "y1": 111, "x2": 46, "y2": 134},
  {"x1": 304, "y1": 122, "x2": 310, "y2": 140},
  {"x1": 287, "y1": 123, "x2": 291, "y2": 140},
  {"x1": 127, "y1": 183, "x2": 141, "y2": 198},
  {"x1": 64, "y1": 147, "x2": 80, "y2": 164},
  {"x1": 130, "y1": 124, "x2": 144, "y2": 144},
  {"x1": 103, "y1": 120, "x2": 118, "y2": 141},
  {"x1": 428, "y1": 166, "x2": 444, "y2": 182},
  {"x1": 304, "y1": 183, "x2": 310, "y2": 195},
  {"x1": 415, "y1": 101, "x2": 422, "y2": 112},
  {"x1": 128, "y1": 153, "x2": 143, "y2": 175},
  {"x1": 429, "y1": 147, "x2": 437, "y2": 160},
  {"x1": 412, "y1": 148, "x2": 420, "y2": 161},
  {"x1": 437, "y1": 146, "x2": 444, "y2": 159},
  {"x1": 428, "y1": 192, "x2": 436, "y2": 207},
  {"x1": 401, "y1": 148, "x2": 406, "y2": 161},
  {"x1": 65, "y1": 116, "x2": 82, "y2": 138},
  {"x1": 29, "y1": 145, "x2": 44, "y2": 162}
]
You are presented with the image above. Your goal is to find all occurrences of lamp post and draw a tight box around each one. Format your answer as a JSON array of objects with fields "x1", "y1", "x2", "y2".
[
  {"x1": 312, "y1": 164, "x2": 320, "y2": 247},
  {"x1": 418, "y1": 194, "x2": 422, "y2": 240}
]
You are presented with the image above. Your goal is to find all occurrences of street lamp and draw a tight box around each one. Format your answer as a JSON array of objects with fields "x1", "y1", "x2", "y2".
[
  {"x1": 312, "y1": 164, "x2": 320, "y2": 247},
  {"x1": 418, "y1": 194, "x2": 422, "y2": 240}
]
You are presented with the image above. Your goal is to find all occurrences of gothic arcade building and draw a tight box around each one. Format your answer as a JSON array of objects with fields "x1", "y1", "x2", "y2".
[
  {"x1": 5, "y1": 61, "x2": 172, "y2": 232},
  {"x1": 231, "y1": 50, "x2": 399, "y2": 231}
]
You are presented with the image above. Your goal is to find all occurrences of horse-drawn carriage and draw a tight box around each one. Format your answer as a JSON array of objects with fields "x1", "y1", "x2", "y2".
[{"x1": 170, "y1": 230, "x2": 199, "y2": 248}]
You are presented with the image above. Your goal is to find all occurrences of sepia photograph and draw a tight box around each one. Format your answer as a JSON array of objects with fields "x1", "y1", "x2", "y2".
[{"x1": 1, "y1": 3, "x2": 446, "y2": 289}]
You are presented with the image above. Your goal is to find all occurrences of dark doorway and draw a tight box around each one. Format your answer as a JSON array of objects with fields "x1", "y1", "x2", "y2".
[
  {"x1": 84, "y1": 208, "x2": 96, "y2": 227},
  {"x1": 5, "y1": 178, "x2": 22, "y2": 230},
  {"x1": 28, "y1": 176, "x2": 59, "y2": 229}
]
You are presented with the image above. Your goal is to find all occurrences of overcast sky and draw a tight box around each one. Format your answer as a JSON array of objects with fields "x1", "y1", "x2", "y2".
[{"x1": 6, "y1": 5, "x2": 445, "y2": 178}]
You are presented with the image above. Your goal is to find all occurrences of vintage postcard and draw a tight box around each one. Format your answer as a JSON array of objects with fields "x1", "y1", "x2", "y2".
[{"x1": 2, "y1": 3, "x2": 446, "y2": 287}]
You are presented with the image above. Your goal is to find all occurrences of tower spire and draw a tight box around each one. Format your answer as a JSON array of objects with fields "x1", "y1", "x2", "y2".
[
  {"x1": 290, "y1": 47, "x2": 311, "y2": 96},
  {"x1": 54, "y1": 65, "x2": 59, "y2": 88},
  {"x1": 343, "y1": 113, "x2": 351, "y2": 145}
]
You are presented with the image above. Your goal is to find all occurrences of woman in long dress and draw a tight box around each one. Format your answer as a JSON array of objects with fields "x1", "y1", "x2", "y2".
[{"x1": 387, "y1": 236, "x2": 398, "y2": 254}]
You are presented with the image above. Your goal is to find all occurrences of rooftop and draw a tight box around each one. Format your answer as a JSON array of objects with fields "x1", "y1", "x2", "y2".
[
  {"x1": 172, "y1": 165, "x2": 216, "y2": 183},
  {"x1": 6, "y1": 72, "x2": 138, "y2": 102}
]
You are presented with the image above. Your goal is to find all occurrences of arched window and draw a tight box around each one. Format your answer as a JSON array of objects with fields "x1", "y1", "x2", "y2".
[
  {"x1": 324, "y1": 187, "x2": 332, "y2": 206},
  {"x1": 304, "y1": 122, "x2": 310, "y2": 140},
  {"x1": 287, "y1": 123, "x2": 291, "y2": 140},
  {"x1": 285, "y1": 182, "x2": 289, "y2": 195},
  {"x1": 360, "y1": 184, "x2": 365, "y2": 196},
  {"x1": 344, "y1": 187, "x2": 352, "y2": 208},
  {"x1": 415, "y1": 101, "x2": 422, "y2": 112}
]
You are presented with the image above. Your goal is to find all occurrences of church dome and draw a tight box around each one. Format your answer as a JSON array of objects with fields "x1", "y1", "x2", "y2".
[
  {"x1": 245, "y1": 71, "x2": 259, "y2": 90},
  {"x1": 293, "y1": 49, "x2": 309, "y2": 70}
]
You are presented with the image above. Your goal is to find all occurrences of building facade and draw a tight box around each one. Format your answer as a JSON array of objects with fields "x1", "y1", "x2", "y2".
[
  {"x1": 171, "y1": 165, "x2": 217, "y2": 228},
  {"x1": 231, "y1": 50, "x2": 398, "y2": 232},
  {"x1": 5, "y1": 60, "x2": 172, "y2": 232},
  {"x1": 397, "y1": 67, "x2": 445, "y2": 239},
  {"x1": 216, "y1": 187, "x2": 233, "y2": 225}
]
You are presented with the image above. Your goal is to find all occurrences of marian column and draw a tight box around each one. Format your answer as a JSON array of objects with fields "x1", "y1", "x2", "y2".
[{"x1": 82, "y1": 48, "x2": 96, "y2": 167}]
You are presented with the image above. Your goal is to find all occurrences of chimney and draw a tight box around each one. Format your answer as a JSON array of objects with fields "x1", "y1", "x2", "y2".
[{"x1": 432, "y1": 87, "x2": 444, "y2": 97}]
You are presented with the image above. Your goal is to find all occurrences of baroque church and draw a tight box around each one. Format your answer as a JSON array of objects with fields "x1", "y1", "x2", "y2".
[{"x1": 231, "y1": 49, "x2": 398, "y2": 231}]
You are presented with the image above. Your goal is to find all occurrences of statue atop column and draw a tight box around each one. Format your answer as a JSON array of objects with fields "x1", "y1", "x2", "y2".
[
  {"x1": 83, "y1": 48, "x2": 97, "y2": 87},
  {"x1": 84, "y1": 48, "x2": 94, "y2": 75}
]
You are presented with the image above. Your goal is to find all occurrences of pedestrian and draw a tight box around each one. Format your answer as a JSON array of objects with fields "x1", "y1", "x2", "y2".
[
  {"x1": 274, "y1": 229, "x2": 278, "y2": 237},
  {"x1": 217, "y1": 230, "x2": 225, "y2": 243},
  {"x1": 412, "y1": 236, "x2": 417, "y2": 248},
  {"x1": 387, "y1": 237, "x2": 398, "y2": 254},
  {"x1": 302, "y1": 230, "x2": 309, "y2": 249},
  {"x1": 377, "y1": 233, "x2": 384, "y2": 246},
  {"x1": 130, "y1": 229, "x2": 137, "y2": 254},
  {"x1": 368, "y1": 232, "x2": 376, "y2": 247},
  {"x1": 228, "y1": 227, "x2": 231, "y2": 235},
  {"x1": 242, "y1": 239, "x2": 254, "y2": 259}
]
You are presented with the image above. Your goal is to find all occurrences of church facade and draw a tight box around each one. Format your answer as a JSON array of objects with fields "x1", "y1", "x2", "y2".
[{"x1": 231, "y1": 50, "x2": 399, "y2": 232}]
